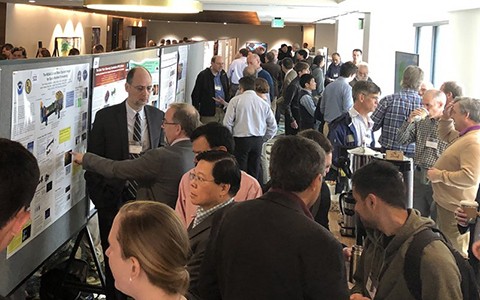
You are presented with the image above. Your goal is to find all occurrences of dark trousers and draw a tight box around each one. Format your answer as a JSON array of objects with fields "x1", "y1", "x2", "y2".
[
  {"x1": 284, "y1": 114, "x2": 298, "y2": 135},
  {"x1": 97, "y1": 205, "x2": 128, "y2": 300},
  {"x1": 234, "y1": 136, "x2": 263, "y2": 182},
  {"x1": 229, "y1": 83, "x2": 239, "y2": 99}
]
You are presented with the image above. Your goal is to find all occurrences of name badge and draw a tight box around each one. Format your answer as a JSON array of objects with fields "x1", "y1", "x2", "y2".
[
  {"x1": 426, "y1": 139, "x2": 438, "y2": 149},
  {"x1": 366, "y1": 273, "x2": 378, "y2": 299},
  {"x1": 215, "y1": 84, "x2": 222, "y2": 91},
  {"x1": 129, "y1": 143, "x2": 142, "y2": 155},
  {"x1": 347, "y1": 134, "x2": 355, "y2": 143}
]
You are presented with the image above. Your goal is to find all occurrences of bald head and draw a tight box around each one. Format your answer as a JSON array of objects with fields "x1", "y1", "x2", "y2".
[
  {"x1": 247, "y1": 53, "x2": 261, "y2": 69},
  {"x1": 243, "y1": 66, "x2": 256, "y2": 78},
  {"x1": 419, "y1": 81, "x2": 433, "y2": 97}
]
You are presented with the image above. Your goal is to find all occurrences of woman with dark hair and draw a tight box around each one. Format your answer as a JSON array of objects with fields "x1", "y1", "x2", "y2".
[
  {"x1": 107, "y1": 201, "x2": 190, "y2": 300},
  {"x1": 68, "y1": 48, "x2": 80, "y2": 56},
  {"x1": 38, "y1": 48, "x2": 51, "y2": 58}
]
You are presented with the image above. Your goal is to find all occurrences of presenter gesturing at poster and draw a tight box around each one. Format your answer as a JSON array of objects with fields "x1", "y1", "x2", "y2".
[
  {"x1": 72, "y1": 103, "x2": 200, "y2": 207},
  {"x1": 84, "y1": 66, "x2": 164, "y2": 300}
]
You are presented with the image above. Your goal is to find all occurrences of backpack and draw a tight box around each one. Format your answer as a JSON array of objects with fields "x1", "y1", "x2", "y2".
[{"x1": 404, "y1": 227, "x2": 480, "y2": 300}]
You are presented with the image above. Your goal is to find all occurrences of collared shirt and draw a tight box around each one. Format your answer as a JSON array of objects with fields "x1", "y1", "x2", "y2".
[
  {"x1": 320, "y1": 77, "x2": 353, "y2": 123},
  {"x1": 213, "y1": 71, "x2": 226, "y2": 100},
  {"x1": 175, "y1": 169, "x2": 262, "y2": 228},
  {"x1": 372, "y1": 89, "x2": 422, "y2": 155},
  {"x1": 299, "y1": 89, "x2": 316, "y2": 117},
  {"x1": 397, "y1": 117, "x2": 449, "y2": 168},
  {"x1": 349, "y1": 107, "x2": 374, "y2": 147},
  {"x1": 227, "y1": 56, "x2": 247, "y2": 84},
  {"x1": 459, "y1": 125, "x2": 480, "y2": 137},
  {"x1": 223, "y1": 90, "x2": 277, "y2": 139},
  {"x1": 126, "y1": 101, "x2": 150, "y2": 151},
  {"x1": 326, "y1": 62, "x2": 342, "y2": 80},
  {"x1": 193, "y1": 197, "x2": 234, "y2": 228},
  {"x1": 170, "y1": 137, "x2": 190, "y2": 146}
]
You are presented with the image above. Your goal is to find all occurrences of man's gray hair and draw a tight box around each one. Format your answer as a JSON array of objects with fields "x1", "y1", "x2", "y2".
[
  {"x1": 401, "y1": 65, "x2": 424, "y2": 91},
  {"x1": 442, "y1": 81, "x2": 463, "y2": 98},
  {"x1": 169, "y1": 103, "x2": 201, "y2": 137},
  {"x1": 455, "y1": 97, "x2": 480, "y2": 123}
]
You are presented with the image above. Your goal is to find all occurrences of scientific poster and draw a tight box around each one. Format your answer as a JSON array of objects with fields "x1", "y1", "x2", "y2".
[
  {"x1": 91, "y1": 63, "x2": 129, "y2": 123},
  {"x1": 8, "y1": 63, "x2": 90, "y2": 257},
  {"x1": 130, "y1": 58, "x2": 160, "y2": 108},
  {"x1": 159, "y1": 50, "x2": 178, "y2": 111},
  {"x1": 176, "y1": 45, "x2": 188, "y2": 103}
]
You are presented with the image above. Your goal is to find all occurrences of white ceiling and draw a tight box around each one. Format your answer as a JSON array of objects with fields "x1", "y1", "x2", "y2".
[
  {"x1": 200, "y1": 0, "x2": 347, "y2": 24},
  {"x1": 0, "y1": 0, "x2": 355, "y2": 24},
  {"x1": 2, "y1": 0, "x2": 480, "y2": 24}
]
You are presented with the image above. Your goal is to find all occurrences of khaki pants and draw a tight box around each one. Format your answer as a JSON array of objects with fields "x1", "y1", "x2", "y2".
[
  {"x1": 200, "y1": 107, "x2": 225, "y2": 124},
  {"x1": 436, "y1": 203, "x2": 469, "y2": 257}
]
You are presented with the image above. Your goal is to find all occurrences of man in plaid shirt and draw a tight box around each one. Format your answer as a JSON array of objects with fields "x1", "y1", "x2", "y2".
[
  {"x1": 397, "y1": 89, "x2": 448, "y2": 219},
  {"x1": 372, "y1": 65, "x2": 424, "y2": 157}
]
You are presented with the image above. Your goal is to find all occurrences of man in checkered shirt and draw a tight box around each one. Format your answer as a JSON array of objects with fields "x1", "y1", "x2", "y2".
[
  {"x1": 397, "y1": 89, "x2": 448, "y2": 219},
  {"x1": 371, "y1": 65, "x2": 424, "y2": 157}
]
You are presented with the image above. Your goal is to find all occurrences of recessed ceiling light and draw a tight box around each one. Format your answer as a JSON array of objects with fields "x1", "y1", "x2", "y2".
[{"x1": 29, "y1": 0, "x2": 36, "y2": 3}]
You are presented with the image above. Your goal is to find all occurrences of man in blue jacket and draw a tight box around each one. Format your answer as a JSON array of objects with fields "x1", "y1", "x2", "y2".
[{"x1": 328, "y1": 80, "x2": 381, "y2": 166}]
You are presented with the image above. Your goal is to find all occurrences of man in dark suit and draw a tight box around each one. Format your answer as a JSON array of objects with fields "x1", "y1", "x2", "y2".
[
  {"x1": 261, "y1": 51, "x2": 282, "y2": 102},
  {"x1": 84, "y1": 66, "x2": 164, "y2": 300},
  {"x1": 74, "y1": 103, "x2": 200, "y2": 208},
  {"x1": 197, "y1": 136, "x2": 349, "y2": 300},
  {"x1": 191, "y1": 55, "x2": 230, "y2": 124},
  {"x1": 186, "y1": 150, "x2": 241, "y2": 298}
]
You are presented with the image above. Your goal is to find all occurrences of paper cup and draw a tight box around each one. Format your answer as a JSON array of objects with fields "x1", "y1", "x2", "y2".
[{"x1": 460, "y1": 200, "x2": 479, "y2": 223}]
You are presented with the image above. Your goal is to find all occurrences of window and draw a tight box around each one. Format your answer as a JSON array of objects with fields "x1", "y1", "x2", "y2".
[{"x1": 414, "y1": 21, "x2": 449, "y2": 88}]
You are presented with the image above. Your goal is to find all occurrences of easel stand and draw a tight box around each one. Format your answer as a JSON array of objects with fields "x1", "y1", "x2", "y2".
[{"x1": 59, "y1": 225, "x2": 106, "y2": 296}]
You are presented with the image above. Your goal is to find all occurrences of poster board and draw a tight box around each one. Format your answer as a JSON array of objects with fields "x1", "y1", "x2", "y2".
[
  {"x1": 90, "y1": 48, "x2": 160, "y2": 125},
  {"x1": 0, "y1": 56, "x2": 91, "y2": 296},
  {"x1": 394, "y1": 51, "x2": 419, "y2": 93},
  {"x1": 0, "y1": 44, "x2": 205, "y2": 295}
]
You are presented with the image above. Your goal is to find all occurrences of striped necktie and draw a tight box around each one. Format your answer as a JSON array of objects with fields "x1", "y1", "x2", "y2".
[{"x1": 127, "y1": 113, "x2": 142, "y2": 199}]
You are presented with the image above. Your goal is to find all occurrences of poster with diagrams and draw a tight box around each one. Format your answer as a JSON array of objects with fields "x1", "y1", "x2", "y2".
[
  {"x1": 159, "y1": 50, "x2": 178, "y2": 111},
  {"x1": 8, "y1": 63, "x2": 90, "y2": 258},
  {"x1": 175, "y1": 45, "x2": 188, "y2": 103},
  {"x1": 130, "y1": 58, "x2": 160, "y2": 108},
  {"x1": 91, "y1": 63, "x2": 129, "y2": 123}
]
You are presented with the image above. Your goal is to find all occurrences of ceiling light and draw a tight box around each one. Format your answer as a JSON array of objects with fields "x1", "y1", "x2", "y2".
[{"x1": 84, "y1": 0, "x2": 203, "y2": 13}]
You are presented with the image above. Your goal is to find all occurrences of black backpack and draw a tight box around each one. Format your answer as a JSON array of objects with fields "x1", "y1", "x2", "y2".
[{"x1": 404, "y1": 227, "x2": 480, "y2": 300}]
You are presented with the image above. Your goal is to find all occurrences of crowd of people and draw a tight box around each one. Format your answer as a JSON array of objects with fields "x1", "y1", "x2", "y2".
[
  {"x1": 2, "y1": 40, "x2": 480, "y2": 300},
  {"x1": 0, "y1": 42, "x2": 107, "y2": 59}
]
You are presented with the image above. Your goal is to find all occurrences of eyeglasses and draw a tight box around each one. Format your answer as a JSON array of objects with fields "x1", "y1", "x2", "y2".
[
  {"x1": 189, "y1": 172, "x2": 215, "y2": 184},
  {"x1": 132, "y1": 85, "x2": 153, "y2": 92},
  {"x1": 162, "y1": 120, "x2": 178, "y2": 126}
]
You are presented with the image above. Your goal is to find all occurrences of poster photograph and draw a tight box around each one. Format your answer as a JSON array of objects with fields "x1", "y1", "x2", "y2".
[{"x1": 91, "y1": 63, "x2": 129, "y2": 123}]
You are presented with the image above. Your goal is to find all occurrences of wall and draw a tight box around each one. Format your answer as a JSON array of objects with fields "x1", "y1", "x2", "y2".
[
  {"x1": 336, "y1": 13, "x2": 364, "y2": 63},
  {"x1": 147, "y1": 21, "x2": 303, "y2": 53},
  {"x1": 358, "y1": 5, "x2": 417, "y2": 95},
  {"x1": 302, "y1": 25, "x2": 315, "y2": 50},
  {"x1": 6, "y1": 4, "x2": 107, "y2": 58},
  {"x1": 314, "y1": 23, "x2": 336, "y2": 55},
  {"x1": 449, "y1": 8, "x2": 480, "y2": 97}
]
